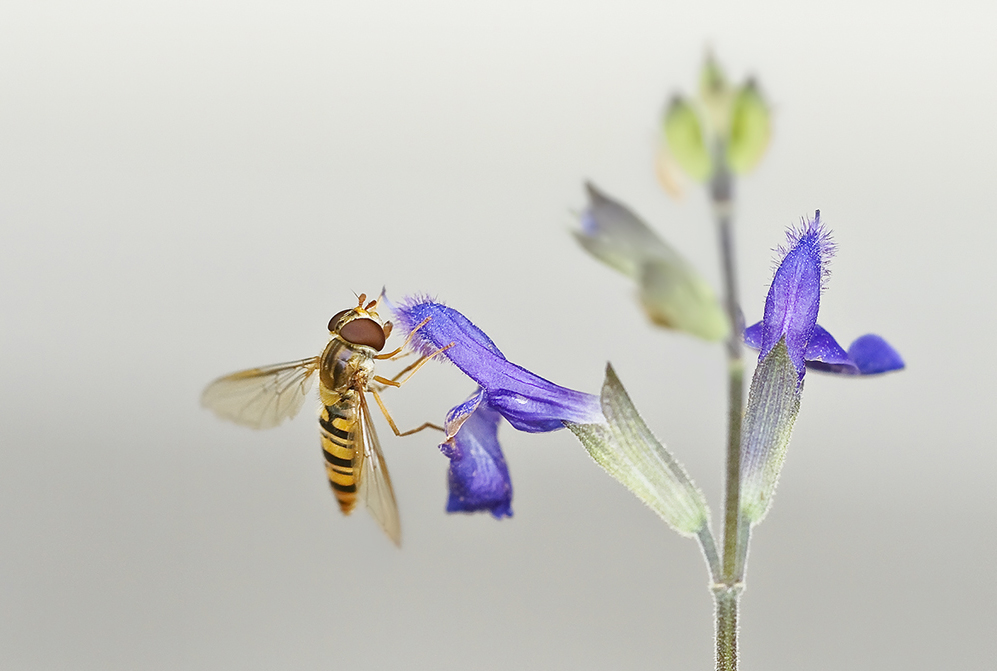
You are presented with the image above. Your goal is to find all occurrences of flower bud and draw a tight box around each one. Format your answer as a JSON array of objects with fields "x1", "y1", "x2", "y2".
[
  {"x1": 726, "y1": 79, "x2": 771, "y2": 174},
  {"x1": 576, "y1": 184, "x2": 728, "y2": 341},
  {"x1": 662, "y1": 95, "x2": 712, "y2": 182}
]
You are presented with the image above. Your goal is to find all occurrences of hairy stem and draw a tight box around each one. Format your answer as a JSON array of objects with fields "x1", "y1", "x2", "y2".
[
  {"x1": 713, "y1": 585, "x2": 741, "y2": 671},
  {"x1": 711, "y1": 148, "x2": 746, "y2": 670},
  {"x1": 712, "y1": 157, "x2": 745, "y2": 583}
]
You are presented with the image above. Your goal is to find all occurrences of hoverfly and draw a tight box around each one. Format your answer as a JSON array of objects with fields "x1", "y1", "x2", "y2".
[{"x1": 201, "y1": 294, "x2": 443, "y2": 545}]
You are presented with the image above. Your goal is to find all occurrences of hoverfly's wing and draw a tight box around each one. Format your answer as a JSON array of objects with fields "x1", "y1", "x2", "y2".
[
  {"x1": 354, "y1": 391, "x2": 402, "y2": 546},
  {"x1": 201, "y1": 357, "x2": 320, "y2": 430}
]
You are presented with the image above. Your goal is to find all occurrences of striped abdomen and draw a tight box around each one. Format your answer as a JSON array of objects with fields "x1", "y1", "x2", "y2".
[{"x1": 319, "y1": 400, "x2": 359, "y2": 514}]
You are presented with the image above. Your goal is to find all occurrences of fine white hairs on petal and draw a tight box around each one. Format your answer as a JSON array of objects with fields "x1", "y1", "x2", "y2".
[{"x1": 771, "y1": 210, "x2": 837, "y2": 290}]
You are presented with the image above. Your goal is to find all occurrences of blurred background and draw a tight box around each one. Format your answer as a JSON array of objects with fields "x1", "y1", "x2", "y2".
[{"x1": 2, "y1": 1, "x2": 995, "y2": 669}]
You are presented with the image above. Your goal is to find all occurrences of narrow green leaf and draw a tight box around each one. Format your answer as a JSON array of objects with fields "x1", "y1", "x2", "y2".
[
  {"x1": 566, "y1": 364, "x2": 710, "y2": 536},
  {"x1": 739, "y1": 340, "x2": 803, "y2": 525},
  {"x1": 727, "y1": 79, "x2": 771, "y2": 174}
]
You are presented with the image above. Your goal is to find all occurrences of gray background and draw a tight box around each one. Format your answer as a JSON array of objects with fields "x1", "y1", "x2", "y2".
[{"x1": 2, "y1": 1, "x2": 994, "y2": 669}]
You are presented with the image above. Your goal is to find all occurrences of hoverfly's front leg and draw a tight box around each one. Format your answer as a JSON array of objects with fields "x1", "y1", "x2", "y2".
[
  {"x1": 370, "y1": 389, "x2": 444, "y2": 436},
  {"x1": 369, "y1": 339, "x2": 455, "y2": 434},
  {"x1": 374, "y1": 316, "x2": 433, "y2": 360},
  {"x1": 372, "y1": 342, "x2": 454, "y2": 389}
]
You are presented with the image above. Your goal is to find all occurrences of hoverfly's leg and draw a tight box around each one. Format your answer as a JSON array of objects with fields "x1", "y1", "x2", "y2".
[
  {"x1": 371, "y1": 388, "x2": 444, "y2": 436},
  {"x1": 374, "y1": 342, "x2": 454, "y2": 388},
  {"x1": 374, "y1": 316, "x2": 432, "y2": 360},
  {"x1": 373, "y1": 355, "x2": 428, "y2": 389},
  {"x1": 370, "y1": 355, "x2": 423, "y2": 392}
]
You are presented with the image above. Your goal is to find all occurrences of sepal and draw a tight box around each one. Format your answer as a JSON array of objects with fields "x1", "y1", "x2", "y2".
[
  {"x1": 739, "y1": 339, "x2": 803, "y2": 525},
  {"x1": 566, "y1": 364, "x2": 711, "y2": 537}
]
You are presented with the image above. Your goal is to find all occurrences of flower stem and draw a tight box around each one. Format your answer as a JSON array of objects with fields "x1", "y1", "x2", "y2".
[
  {"x1": 711, "y1": 149, "x2": 746, "y2": 670},
  {"x1": 713, "y1": 584, "x2": 741, "y2": 671}
]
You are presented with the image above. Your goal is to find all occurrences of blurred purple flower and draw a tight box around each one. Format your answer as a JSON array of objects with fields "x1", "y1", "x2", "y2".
[
  {"x1": 389, "y1": 296, "x2": 604, "y2": 517},
  {"x1": 744, "y1": 211, "x2": 904, "y2": 377}
]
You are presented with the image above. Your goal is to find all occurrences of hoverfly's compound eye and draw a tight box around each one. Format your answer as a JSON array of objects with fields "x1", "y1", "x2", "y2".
[
  {"x1": 328, "y1": 310, "x2": 350, "y2": 332},
  {"x1": 339, "y1": 317, "x2": 386, "y2": 351}
]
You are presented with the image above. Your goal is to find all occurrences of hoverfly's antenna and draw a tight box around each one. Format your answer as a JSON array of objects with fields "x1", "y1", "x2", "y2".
[
  {"x1": 365, "y1": 298, "x2": 378, "y2": 311},
  {"x1": 357, "y1": 293, "x2": 367, "y2": 307}
]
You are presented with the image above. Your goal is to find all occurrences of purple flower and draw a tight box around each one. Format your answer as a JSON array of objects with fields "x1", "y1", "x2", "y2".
[
  {"x1": 389, "y1": 296, "x2": 604, "y2": 517},
  {"x1": 744, "y1": 211, "x2": 904, "y2": 378}
]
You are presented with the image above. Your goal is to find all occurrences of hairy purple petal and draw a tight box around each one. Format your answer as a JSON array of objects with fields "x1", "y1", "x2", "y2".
[
  {"x1": 443, "y1": 388, "x2": 486, "y2": 436},
  {"x1": 391, "y1": 294, "x2": 504, "y2": 360},
  {"x1": 391, "y1": 297, "x2": 604, "y2": 431},
  {"x1": 760, "y1": 212, "x2": 834, "y2": 376},
  {"x1": 803, "y1": 325, "x2": 858, "y2": 374},
  {"x1": 847, "y1": 334, "x2": 905, "y2": 375},
  {"x1": 746, "y1": 321, "x2": 901, "y2": 376},
  {"x1": 440, "y1": 401, "x2": 512, "y2": 518},
  {"x1": 744, "y1": 321, "x2": 763, "y2": 349}
]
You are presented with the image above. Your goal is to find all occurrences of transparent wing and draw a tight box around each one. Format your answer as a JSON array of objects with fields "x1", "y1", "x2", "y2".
[
  {"x1": 201, "y1": 357, "x2": 320, "y2": 430},
  {"x1": 355, "y1": 391, "x2": 402, "y2": 546}
]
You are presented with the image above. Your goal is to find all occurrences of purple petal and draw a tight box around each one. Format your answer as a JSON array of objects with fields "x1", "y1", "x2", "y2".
[
  {"x1": 761, "y1": 212, "x2": 834, "y2": 376},
  {"x1": 744, "y1": 321, "x2": 763, "y2": 348},
  {"x1": 803, "y1": 324, "x2": 859, "y2": 375},
  {"x1": 391, "y1": 297, "x2": 604, "y2": 431},
  {"x1": 443, "y1": 388, "x2": 486, "y2": 437},
  {"x1": 391, "y1": 294, "x2": 504, "y2": 360},
  {"x1": 440, "y1": 401, "x2": 512, "y2": 518},
  {"x1": 847, "y1": 334, "x2": 905, "y2": 375}
]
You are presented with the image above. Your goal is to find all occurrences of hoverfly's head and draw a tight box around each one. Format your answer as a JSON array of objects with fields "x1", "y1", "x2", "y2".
[{"x1": 326, "y1": 293, "x2": 391, "y2": 352}]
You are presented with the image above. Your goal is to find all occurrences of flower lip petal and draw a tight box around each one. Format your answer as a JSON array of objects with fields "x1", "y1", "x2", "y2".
[
  {"x1": 441, "y1": 401, "x2": 512, "y2": 518},
  {"x1": 744, "y1": 321, "x2": 902, "y2": 376},
  {"x1": 803, "y1": 324, "x2": 857, "y2": 374},
  {"x1": 847, "y1": 334, "x2": 905, "y2": 375},
  {"x1": 749, "y1": 320, "x2": 856, "y2": 371},
  {"x1": 744, "y1": 321, "x2": 763, "y2": 349},
  {"x1": 444, "y1": 388, "x2": 486, "y2": 437}
]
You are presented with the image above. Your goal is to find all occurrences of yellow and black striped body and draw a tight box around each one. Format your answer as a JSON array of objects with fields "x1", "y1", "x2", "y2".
[
  {"x1": 317, "y1": 335, "x2": 377, "y2": 515},
  {"x1": 319, "y1": 397, "x2": 360, "y2": 514}
]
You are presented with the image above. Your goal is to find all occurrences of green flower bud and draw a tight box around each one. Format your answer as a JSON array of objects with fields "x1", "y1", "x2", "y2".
[
  {"x1": 726, "y1": 79, "x2": 771, "y2": 174},
  {"x1": 575, "y1": 183, "x2": 729, "y2": 342},
  {"x1": 699, "y1": 51, "x2": 729, "y2": 101},
  {"x1": 698, "y1": 52, "x2": 733, "y2": 139},
  {"x1": 663, "y1": 96, "x2": 712, "y2": 182}
]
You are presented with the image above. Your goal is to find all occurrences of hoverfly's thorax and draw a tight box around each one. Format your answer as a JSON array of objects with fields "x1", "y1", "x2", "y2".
[{"x1": 319, "y1": 338, "x2": 375, "y2": 393}]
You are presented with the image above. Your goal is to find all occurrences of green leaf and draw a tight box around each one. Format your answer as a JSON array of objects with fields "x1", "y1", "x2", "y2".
[
  {"x1": 566, "y1": 364, "x2": 710, "y2": 536},
  {"x1": 575, "y1": 183, "x2": 729, "y2": 342},
  {"x1": 727, "y1": 79, "x2": 771, "y2": 174},
  {"x1": 739, "y1": 340, "x2": 803, "y2": 525},
  {"x1": 663, "y1": 96, "x2": 712, "y2": 182}
]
